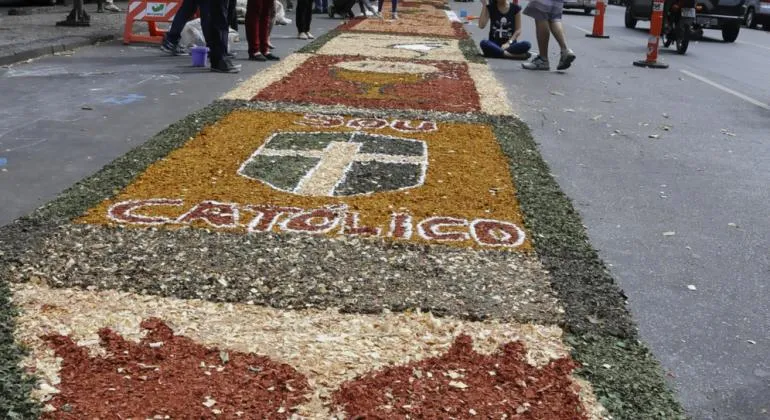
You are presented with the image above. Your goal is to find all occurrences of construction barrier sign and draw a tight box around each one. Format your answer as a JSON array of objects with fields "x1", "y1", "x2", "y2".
[{"x1": 123, "y1": 0, "x2": 182, "y2": 45}]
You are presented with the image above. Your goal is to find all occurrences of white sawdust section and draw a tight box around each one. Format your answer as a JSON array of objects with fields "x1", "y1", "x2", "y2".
[
  {"x1": 222, "y1": 53, "x2": 312, "y2": 100},
  {"x1": 317, "y1": 33, "x2": 466, "y2": 62},
  {"x1": 468, "y1": 62, "x2": 517, "y2": 116},
  {"x1": 13, "y1": 283, "x2": 606, "y2": 419}
]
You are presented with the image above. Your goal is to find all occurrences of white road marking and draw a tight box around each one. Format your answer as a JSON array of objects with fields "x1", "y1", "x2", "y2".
[
  {"x1": 737, "y1": 40, "x2": 770, "y2": 51},
  {"x1": 680, "y1": 69, "x2": 770, "y2": 111},
  {"x1": 569, "y1": 24, "x2": 592, "y2": 34}
]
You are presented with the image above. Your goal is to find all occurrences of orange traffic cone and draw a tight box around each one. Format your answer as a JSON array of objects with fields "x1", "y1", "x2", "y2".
[
  {"x1": 586, "y1": 0, "x2": 609, "y2": 39},
  {"x1": 634, "y1": 0, "x2": 669, "y2": 68}
]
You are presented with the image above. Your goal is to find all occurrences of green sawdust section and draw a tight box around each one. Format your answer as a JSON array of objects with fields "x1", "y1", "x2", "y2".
[
  {"x1": 298, "y1": 26, "x2": 487, "y2": 64},
  {"x1": 0, "y1": 101, "x2": 684, "y2": 419}
]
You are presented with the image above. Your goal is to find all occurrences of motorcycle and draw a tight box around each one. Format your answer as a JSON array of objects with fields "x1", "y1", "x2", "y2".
[{"x1": 662, "y1": 0, "x2": 696, "y2": 54}]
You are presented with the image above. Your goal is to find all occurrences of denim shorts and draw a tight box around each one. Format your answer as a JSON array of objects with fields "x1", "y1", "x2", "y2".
[{"x1": 523, "y1": 0, "x2": 564, "y2": 21}]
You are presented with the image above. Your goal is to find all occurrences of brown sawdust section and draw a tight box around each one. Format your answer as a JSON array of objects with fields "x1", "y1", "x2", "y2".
[
  {"x1": 41, "y1": 318, "x2": 309, "y2": 419},
  {"x1": 253, "y1": 55, "x2": 481, "y2": 113},
  {"x1": 333, "y1": 334, "x2": 587, "y2": 419},
  {"x1": 78, "y1": 110, "x2": 532, "y2": 251}
]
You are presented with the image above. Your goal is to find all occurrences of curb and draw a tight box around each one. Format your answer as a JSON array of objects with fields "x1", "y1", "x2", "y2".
[{"x1": 0, "y1": 34, "x2": 115, "y2": 66}]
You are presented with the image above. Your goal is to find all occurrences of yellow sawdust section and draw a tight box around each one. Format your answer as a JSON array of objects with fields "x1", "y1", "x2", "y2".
[
  {"x1": 12, "y1": 283, "x2": 605, "y2": 419},
  {"x1": 349, "y1": 5, "x2": 459, "y2": 37},
  {"x1": 78, "y1": 110, "x2": 531, "y2": 251}
]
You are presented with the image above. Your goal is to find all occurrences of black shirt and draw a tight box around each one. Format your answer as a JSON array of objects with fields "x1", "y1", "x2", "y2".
[{"x1": 487, "y1": 2, "x2": 521, "y2": 46}]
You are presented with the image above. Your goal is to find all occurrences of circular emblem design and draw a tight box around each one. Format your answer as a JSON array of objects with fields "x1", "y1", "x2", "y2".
[
  {"x1": 238, "y1": 132, "x2": 428, "y2": 197},
  {"x1": 332, "y1": 60, "x2": 440, "y2": 74}
]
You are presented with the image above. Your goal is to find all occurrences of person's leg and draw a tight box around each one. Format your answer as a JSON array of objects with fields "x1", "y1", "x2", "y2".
[
  {"x1": 165, "y1": 0, "x2": 198, "y2": 45},
  {"x1": 245, "y1": 0, "x2": 261, "y2": 56},
  {"x1": 207, "y1": 0, "x2": 240, "y2": 71},
  {"x1": 377, "y1": 0, "x2": 384, "y2": 12},
  {"x1": 321, "y1": 0, "x2": 327, "y2": 12},
  {"x1": 259, "y1": 0, "x2": 274, "y2": 55},
  {"x1": 296, "y1": 0, "x2": 305, "y2": 33},
  {"x1": 506, "y1": 40, "x2": 532, "y2": 55},
  {"x1": 390, "y1": 0, "x2": 396, "y2": 13},
  {"x1": 228, "y1": 0, "x2": 238, "y2": 30},
  {"x1": 549, "y1": 20, "x2": 568, "y2": 51},
  {"x1": 480, "y1": 40, "x2": 504, "y2": 58},
  {"x1": 535, "y1": 19, "x2": 550, "y2": 58}
]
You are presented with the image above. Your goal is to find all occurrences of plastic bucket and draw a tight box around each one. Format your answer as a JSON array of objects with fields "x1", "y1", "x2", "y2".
[
  {"x1": 191, "y1": 46, "x2": 208, "y2": 67},
  {"x1": 459, "y1": 8, "x2": 467, "y2": 18}
]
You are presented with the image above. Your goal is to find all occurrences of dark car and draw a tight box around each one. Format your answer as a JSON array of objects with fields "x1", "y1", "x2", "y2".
[{"x1": 625, "y1": 0, "x2": 746, "y2": 41}]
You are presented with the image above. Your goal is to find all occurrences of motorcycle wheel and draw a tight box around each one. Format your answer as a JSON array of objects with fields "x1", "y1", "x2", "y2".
[{"x1": 676, "y1": 23, "x2": 690, "y2": 54}]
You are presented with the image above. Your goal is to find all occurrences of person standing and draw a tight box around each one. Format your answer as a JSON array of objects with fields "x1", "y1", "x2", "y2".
[
  {"x1": 246, "y1": 0, "x2": 280, "y2": 60},
  {"x1": 478, "y1": 0, "x2": 531, "y2": 59},
  {"x1": 296, "y1": 0, "x2": 314, "y2": 39},
  {"x1": 521, "y1": 0, "x2": 576, "y2": 70},
  {"x1": 201, "y1": 0, "x2": 242, "y2": 72},
  {"x1": 377, "y1": 0, "x2": 397, "y2": 19}
]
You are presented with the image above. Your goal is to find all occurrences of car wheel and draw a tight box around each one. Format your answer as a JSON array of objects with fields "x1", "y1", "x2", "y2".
[
  {"x1": 746, "y1": 7, "x2": 757, "y2": 28},
  {"x1": 722, "y1": 22, "x2": 740, "y2": 42},
  {"x1": 625, "y1": 6, "x2": 637, "y2": 28}
]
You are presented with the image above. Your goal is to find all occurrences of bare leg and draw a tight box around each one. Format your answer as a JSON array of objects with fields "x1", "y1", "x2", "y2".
[
  {"x1": 549, "y1": 20, "x2": 569, "y2": 51},
  {"x1": 536, "y1": 20, "x2": 551, "y2": 58}
]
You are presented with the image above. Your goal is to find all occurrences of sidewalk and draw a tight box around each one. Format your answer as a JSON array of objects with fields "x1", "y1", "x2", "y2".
[{"x1": 0, "y1": 3, "x2": 124, "y2": 65}]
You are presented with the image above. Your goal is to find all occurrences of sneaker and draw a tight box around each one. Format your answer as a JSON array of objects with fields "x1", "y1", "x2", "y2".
[
  {"x1": 211, "y1": 59, "x2": 241, "y2": 73},
  {"x1": 306, "y1": 32, "x2": 315, "y2": 39},
  {"x1": 522, "y1": 55, "x2": 550, "y2": 70},
  {"x1": 225, "y1": 51, "x2": 237, "y2": 59},
  {"x1": 557, "y1": 49, "x2": 576, "y2": 71},
  {"x1": 392, "y1": 11, "x2": 398, "y2": 19},
  {"x1": 104, "y1": 3, "x2": 121, "y2": 12},
  {"x1": 298, "y1": 32, "x2": 308, "y2": 40},
  {"x1": 249, "y1": 53, "x2": 267, "y2": 61},
  {"x1": 264, "y1": 53, "x2": 280, "y2": 60},
  {"x1": 160, "y1": 38, "x2": 187, "y2": 56}
]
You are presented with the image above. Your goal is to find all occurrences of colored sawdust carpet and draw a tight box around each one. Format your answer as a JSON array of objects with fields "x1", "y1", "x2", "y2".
[{"x1": 0, "y1": 1, "x2": 685, "y2": 419}]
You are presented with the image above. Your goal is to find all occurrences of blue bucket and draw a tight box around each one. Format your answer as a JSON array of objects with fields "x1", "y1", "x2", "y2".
[
  {"x1": 459, "y1": 8, "x2": 467, "y2": 18},
  {"x1": 191, "y1": 46, "x2": 208, "y2": 67}
]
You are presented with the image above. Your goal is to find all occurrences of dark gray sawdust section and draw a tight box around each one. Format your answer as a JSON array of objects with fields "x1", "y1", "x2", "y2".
[
  {"x1": 1, "y1": 223, "x2": 562, "y2": 325},
  {"x1": 0, "y1": 100, "x2": 684, "y2": 419}
]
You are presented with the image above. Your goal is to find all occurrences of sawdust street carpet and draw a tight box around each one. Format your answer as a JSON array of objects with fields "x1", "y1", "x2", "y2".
[{"x1": 0, "y1": 3, "x2": 684, "y2": 419}]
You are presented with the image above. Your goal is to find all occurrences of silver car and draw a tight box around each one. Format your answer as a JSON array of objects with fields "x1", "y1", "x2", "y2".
[
  {"x1": 744, "y1": 0, "x2": 770, "y2": 29},
  {"x1": 563, "y1": 0, "x2": 596, "y2": 14}
]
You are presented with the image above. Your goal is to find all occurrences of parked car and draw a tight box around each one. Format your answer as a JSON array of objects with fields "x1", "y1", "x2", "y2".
[
  {"x1": 744, "y1": 0, "x2": 770, "y2": 29},
  {"x1": 625, "y1": 0, "x2": 746, "y2": 42},
  {"x1": 564, "y1": 0, "x2": 595, "y2": 14}
]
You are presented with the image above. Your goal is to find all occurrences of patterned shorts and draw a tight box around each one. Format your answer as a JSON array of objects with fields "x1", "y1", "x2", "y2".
[{"x1": 523, "y1": 0, "x2": 564, "y2": 21}]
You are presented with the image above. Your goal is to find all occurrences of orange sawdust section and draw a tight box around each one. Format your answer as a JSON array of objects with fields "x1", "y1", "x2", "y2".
[
  {"x1": 78, "y1": 110, "x2": 531, "y2": 251},
  {"x1": 339, "y1": 5, "x2": 466, "y2": 38}
]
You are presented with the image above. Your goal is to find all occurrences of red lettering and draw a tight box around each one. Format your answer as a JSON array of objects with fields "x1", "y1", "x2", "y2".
[
  {"x1": 387, "y1": 213, "x2": 413, "y2": 239},
  {"x1": 243, "y1": 205, "x2": 302, "y2": 233},
  {"x1": 176, "y1": 201, "x2": 239, "y2": 228},
  {"x1": 340, "y1": 212, "x2": 381, "y2": 236},
  {"x1": 471, "y1": 219, "x2": 525, "y2": 248},
  {"x1": 346, "y1": 118, "x2": 389, "y2": 130},
  {"x1": 391, "y1": 120, "x2": 438, "y2": 133},
  {"x1": 417, "y1": 217, "x2": 470, "y2": 242},
  {"x1": 281, "y1": 207, "x2": 343, "y2": 233},
  {"x1": 295, "y1": 114, "x2": 345, "y2": 127},
  {"x1": 107, "y1": 199, "x2": 183, "y2": 225}
]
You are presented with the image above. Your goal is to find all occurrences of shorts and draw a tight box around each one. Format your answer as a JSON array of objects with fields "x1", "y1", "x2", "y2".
[{"x1": 523, "y1": 0, "x2": 564, "y2": 21}]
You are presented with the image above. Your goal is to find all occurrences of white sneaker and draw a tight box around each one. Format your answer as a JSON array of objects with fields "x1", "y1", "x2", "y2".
[
  {"x1": 306, "y1": 32, "x2": 315, "y2": 39},
  {"x1": 104, "y1": 3, "x2": 121, "y2": 12},
  {"x1": 298, "y1": 32, "x2": 308, "y2": 40},
  {"x1": 557, "y1": 49, "x2": 576, "y2": 71},
  {"x1": 391, "y1": 11, "x2": 398, "y2": 19},
  {"x1": 522, "y1": 55, "x2": 550, "y2": 70}
]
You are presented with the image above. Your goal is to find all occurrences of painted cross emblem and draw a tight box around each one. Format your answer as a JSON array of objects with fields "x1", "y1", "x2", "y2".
[{"x1": 238, "y1": 132, "x2": 428, "y2": 197}]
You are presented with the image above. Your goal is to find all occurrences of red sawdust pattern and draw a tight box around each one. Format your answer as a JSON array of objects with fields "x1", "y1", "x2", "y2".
[
  {"x1": 42, "y1": 318, "x2": 309, "y2": 419},
  {"x1": 255, "y1": 55, "x2": 481, "y2": 113},
  {"x1": 332, "y1": 335, "x2": 587, "y2": 419},
  {"x1": 337, "y1": 18, "x2": 467, "y2": 39}
]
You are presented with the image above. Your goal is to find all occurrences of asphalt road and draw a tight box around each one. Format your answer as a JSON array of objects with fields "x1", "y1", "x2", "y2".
[
  {"x1": 455, "y1": 2, "x2": 769, "y2": 418},
  {"x1": 0, "y1": 14, "x2": 339, "y2": 226}
]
